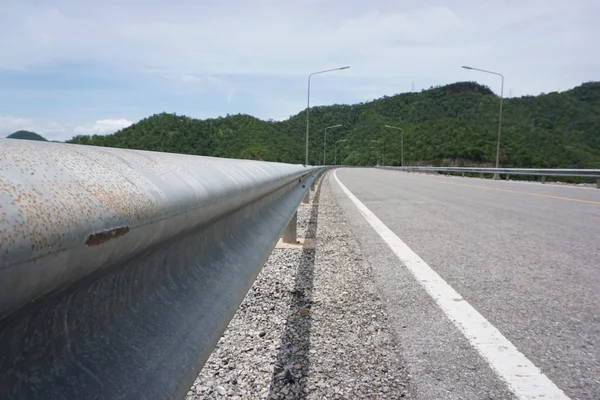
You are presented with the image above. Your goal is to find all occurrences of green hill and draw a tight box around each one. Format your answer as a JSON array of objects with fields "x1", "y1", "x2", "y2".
[
  {"x1": 6, "y1": 130, "x2": 48, "y2": 141},
  {"x1": 67, "y1": 81, "x2": 600, "y2": 168}
]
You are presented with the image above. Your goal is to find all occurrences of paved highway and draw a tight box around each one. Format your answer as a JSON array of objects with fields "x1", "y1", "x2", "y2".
[{"x1": 332, "y1": 168, "x2": 600, "y2": 400}]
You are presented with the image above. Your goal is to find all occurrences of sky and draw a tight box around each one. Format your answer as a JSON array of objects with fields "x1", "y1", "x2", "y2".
[{"x1": 0, "y1": 0, "x2": 598, "y2": 141}]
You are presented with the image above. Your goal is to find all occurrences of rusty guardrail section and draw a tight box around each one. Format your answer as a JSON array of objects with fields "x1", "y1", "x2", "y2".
[{"x1": 0, "y1": 139, "x2": 320, "y2": 399}]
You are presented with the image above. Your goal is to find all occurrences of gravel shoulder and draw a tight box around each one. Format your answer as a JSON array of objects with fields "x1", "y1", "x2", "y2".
[{"x1": 186, "y1": 172, "x2": 410, "y2": 399}]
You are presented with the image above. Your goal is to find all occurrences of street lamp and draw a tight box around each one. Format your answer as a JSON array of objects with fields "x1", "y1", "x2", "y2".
[
  {"x1": 306, "y1": 66, "x2": 350, "y2": 165},
  {"x1": 324, "y1": 124, "x2": 342, "y2": 165},
  {"x1": 462, "y1": 65, "x2": 504, "y2": 179},
  {"x1": 384, "y1": 125, "x2": 404, "y2": 166},
  {"x1": 335, "y1": 139, "x2": 347, "y2": 165},
  {"x1": 371, "y1": 139, "x2": 384, "y2": 166},
  {"x1": 369, "y1": 145, "x2": 381, "y2": 166}
]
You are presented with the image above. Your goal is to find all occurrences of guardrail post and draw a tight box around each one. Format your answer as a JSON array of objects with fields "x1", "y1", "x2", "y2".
[
  {"x1": 541, "y1": 176, "x2": 546, "y2": 184},
  {"x1": 480, "y1": 173, "x2": 484, "y2": 178},
  {"x1": 281, "y1": 212, "x2": 297, "y2": 244},
  {"x1": 597, "y1": 178, "x2": 600, "y2": 189},
  {"x1": 310, "y1": 179, "x2": 316, "y2": 191},
  {"x1": 302, "y1": 189, "x2": 310, "y2": 203}
]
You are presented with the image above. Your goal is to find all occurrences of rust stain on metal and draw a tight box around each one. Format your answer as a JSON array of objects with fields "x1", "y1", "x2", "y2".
[{"x1": 85, "y1": 227, "x2": 130, "y2": 247}]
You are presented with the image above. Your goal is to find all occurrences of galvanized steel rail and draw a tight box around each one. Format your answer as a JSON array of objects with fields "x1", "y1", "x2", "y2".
[
  {"x1": 379, "y1": 166, "x2": 600, "y2": 187},
  {"x1": 0, "y1": 139, "x2": 321, "y2": 399}
]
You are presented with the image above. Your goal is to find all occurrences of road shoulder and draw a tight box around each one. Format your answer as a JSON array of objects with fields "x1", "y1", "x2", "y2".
[{"x1": 187, "y1": 171, "x2": 410, "y2": 399}]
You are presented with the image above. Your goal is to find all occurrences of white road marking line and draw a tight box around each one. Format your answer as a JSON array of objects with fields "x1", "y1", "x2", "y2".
[{"x1": 333, "y1": 170, "x2": 570, "y2": 400}]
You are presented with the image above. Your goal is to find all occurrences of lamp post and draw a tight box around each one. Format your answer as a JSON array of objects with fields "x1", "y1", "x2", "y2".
[
  {"x1": 371, "y1": 139, "x2": 384, "y2": 166},
  {"x1": 323, "y1": 124, "x2": 342, "y2": 165},
  {"x1": 369, "y1": 146, "x2": 381, "y2": 166},
  {"x1": 462, "y1": 65, "x2": 504, "y2": 179},
  {"x1": 306, "y1": 66, "x2": 350, "y2": 165},
  {"x1": 384, "y1": 125, "x2": 404, "y2": 166},
  {"x1": 335, "y1": 139, "x2": 347, "y2": 165}
]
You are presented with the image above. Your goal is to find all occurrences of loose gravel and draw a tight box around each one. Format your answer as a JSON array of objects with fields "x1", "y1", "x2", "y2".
[{"x1": 186, "y1": 173, "x2": 410, "y2": 399}]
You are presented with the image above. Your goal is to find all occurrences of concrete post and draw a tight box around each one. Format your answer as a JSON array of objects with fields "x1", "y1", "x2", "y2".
[{"x1": 281, "y1": 212, "x2": 297, "y2": 244}]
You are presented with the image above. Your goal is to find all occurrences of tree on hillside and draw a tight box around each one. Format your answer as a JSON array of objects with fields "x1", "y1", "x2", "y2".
[
  {"x1": 67, "y1": 81, "x2": 600, "y2": 169},
  {"x1": 6, "y1": 130, "x2": 48, "y2": 141}
]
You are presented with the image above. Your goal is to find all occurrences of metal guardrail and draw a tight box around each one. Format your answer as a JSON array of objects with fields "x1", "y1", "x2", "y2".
[
  {"x1": 0, "y1": 139, "x2": 322, "y2": 399},
  {"x1": 379, "y1": 166, "x2": 600, "y2": 188}
]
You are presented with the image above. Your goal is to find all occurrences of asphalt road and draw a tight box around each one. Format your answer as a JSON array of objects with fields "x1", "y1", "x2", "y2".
[{"x1": 332, "y1": 168, "x2": 600, "y2": 400}]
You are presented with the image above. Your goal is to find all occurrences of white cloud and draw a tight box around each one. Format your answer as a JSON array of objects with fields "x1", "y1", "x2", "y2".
[
  {"x1": 0, "y1": 116, "x2": 70, "y2": 141},
  {"x1": 0, "y1": 0, "x2": 598, "y2": 124},
  {"x1": 2, "y1": 0, "x2": 585, "y2": 81},
  {"x1": 162, "y1": 74, "x2": 235, "y2": 102},
  {"x1": 73, "y1": 118, "x2": 133, "y2": 135},
  {"x1": 1, "y1": 116, "x2": 133, "y2": 141},
  {"x1": 0, "y1": 116, "x2": 31, "y2": 133}
]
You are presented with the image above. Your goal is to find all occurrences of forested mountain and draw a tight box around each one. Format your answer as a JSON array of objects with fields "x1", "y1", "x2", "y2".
[
  {"x1": 6, "y1": 130, "x2": 48, "y2": 141},
  {"x1": 68, "y1": 81, "x2": 600, "y2": 168}
]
